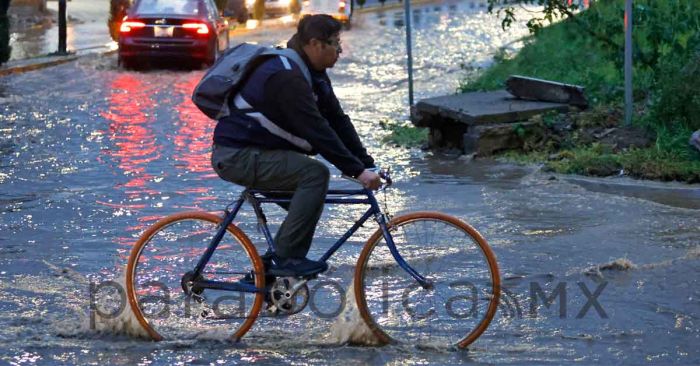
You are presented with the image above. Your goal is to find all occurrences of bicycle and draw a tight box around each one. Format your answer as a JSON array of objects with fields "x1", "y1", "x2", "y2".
[{"x1": 125, "y1": 170, "x2": 501, "y2": 348}]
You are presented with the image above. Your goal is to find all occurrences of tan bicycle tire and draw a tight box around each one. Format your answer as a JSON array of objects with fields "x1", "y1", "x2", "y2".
[
  {"x1": 125, "y1": 211, "x2": 266, "y2": 341},
  {"x1": 353, "y1": 211, "x2": 501, "y2": 349}
]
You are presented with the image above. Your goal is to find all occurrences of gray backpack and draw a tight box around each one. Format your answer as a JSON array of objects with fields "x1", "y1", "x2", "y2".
[{"x1": 191, "y1": 43, "x2": 312, "y2": 120}]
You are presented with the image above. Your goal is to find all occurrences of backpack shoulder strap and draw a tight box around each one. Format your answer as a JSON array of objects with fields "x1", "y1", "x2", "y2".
[{"x1": 263, "y1": 48, "x2": 313, "y2": 88}]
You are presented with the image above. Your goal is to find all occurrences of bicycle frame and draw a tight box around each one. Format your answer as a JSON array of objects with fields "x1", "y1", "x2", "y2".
[{"x1": 187, "y1": 187, "x2": 431, "y2": 295}]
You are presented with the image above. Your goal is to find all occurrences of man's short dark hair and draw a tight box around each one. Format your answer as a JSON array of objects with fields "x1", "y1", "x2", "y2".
[{"x1": 296, "y1": 14, "x2": 342, "y2": 45}]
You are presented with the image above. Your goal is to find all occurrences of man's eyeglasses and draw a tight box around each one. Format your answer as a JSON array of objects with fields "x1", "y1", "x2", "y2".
[{"x1": 324, "y1": 39, "x2": 343, "y2": 52}]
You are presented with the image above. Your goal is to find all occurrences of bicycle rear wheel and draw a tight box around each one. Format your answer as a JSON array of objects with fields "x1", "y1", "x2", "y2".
[
  {"x1": 125, "y1": 211, "x2": 265, "y2": 341},
  {"x1": 354, "y1": 212, "x2": 500, "y2": 349}
]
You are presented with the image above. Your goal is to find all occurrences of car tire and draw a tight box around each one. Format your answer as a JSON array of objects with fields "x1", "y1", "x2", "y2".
[
  {"x1": 206, "y1": 42, "x2": 219, "y2": 67},
  {"x1": 118, "y1": 55, "x2": 134, "y2": 70}
]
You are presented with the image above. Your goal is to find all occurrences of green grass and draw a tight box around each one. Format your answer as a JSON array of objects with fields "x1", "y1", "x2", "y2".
[
  {"x1": 462, "y1": 0, "x2": 700, "y2": 182},
  {"x1": 504, "y1": 144, "x2": 700, "y2": 183},
  {"x1": 459, "y1": 18, "x2": 622, "y2": 105},
  {"x1": 380, "y1": 120, "x2": 428, "y2": 148}
]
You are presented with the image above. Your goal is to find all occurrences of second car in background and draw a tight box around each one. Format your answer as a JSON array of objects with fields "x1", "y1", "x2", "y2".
[
  {"x1": 301, "y1": 0, "x2": 351, "y2": 28},
  {"x1": 245, "y1": 0, "x2": 294, "y2": 18}
]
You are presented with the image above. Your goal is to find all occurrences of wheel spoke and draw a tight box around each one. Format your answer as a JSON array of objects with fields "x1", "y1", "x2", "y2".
[
  {"x1": 126, "y1": 213, "x2": 264, "y2": 341},
  {"x1": 356, "y1": 213, "x2": 500, "y2": 348}
]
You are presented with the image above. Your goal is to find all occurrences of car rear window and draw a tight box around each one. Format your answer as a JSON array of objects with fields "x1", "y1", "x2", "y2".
[{"x1": 135, "y1": 0, "x2": 206, "y2": 15}]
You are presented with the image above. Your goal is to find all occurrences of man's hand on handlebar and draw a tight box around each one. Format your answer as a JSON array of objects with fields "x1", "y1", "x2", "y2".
[{"x1": 357, "y1": 169, "x2": 382, "y2": 190}]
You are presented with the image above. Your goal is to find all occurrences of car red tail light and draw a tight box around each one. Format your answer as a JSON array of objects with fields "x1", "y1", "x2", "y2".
[
  {"x1": 182, "y1": 22, "x2": 209, "y2": 35},
  {"x1": 120, "y1": 21, "x2": 146, "y2": 33}
]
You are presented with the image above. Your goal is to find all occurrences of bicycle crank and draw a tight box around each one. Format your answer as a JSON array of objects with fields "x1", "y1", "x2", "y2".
[{"x1": 266, "y1": 277, "x2": 309, "y2": 316}]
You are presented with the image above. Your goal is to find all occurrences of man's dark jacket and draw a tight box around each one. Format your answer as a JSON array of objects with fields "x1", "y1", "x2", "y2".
[{"x1": 213, "y1": 37, "x2": 374, "y2": 178}]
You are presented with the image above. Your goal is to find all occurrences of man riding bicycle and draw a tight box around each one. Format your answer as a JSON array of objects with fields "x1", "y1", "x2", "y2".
[{"x1": 211, "y1": 15, "x2": 381, "y2": 277}]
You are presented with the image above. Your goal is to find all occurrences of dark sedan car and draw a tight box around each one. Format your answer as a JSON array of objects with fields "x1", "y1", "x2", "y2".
[{"x1": 118, "y1": 0, "x2": 230, "y2": 68}]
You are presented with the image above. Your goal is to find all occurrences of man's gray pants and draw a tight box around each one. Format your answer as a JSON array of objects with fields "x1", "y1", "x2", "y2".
[{"x1": 211, "y1": 144, "x2": 329, "y2": 259}]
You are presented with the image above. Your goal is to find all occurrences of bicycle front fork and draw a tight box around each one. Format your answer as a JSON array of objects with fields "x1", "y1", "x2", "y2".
[{"x1": 374, "y1": 213, "x2": 434, "y2": 290}]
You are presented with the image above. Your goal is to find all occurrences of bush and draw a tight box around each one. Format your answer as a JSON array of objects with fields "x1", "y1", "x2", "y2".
[{"x1": 645, "y1": 52, "x2": 700, "y2": 155}]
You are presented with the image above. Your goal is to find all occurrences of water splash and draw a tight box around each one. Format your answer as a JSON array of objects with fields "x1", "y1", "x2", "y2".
[
  {"x1": 685, "y1": 246, "x2": 700, "y2": 260},
  {"x1": 328, "y1": 279, "x2": 382, "y2": 346},
  {"x1": 584, "y1": 258, "x2": 636, "y2": 278},
  {"x1": 84, "y1": 272, "x2": 150, "y2": 339}
]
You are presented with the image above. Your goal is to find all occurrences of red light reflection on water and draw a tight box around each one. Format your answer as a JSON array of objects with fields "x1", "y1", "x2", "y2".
[
  {"x1": 100, "y1": 74, "x2": 162, "y2": 250},
  {"x1": 172, "y1": 77, "x2": 213, "y2": 174},
  {"x1": 100, "y1": 74, "x2": 161, "y2": 198},
  {"x1": 101, "y1": 74, "x2": 226, "y2": 257},
  {"x1": 169, "y1": 76, "x2": 220, "y2": 209}
]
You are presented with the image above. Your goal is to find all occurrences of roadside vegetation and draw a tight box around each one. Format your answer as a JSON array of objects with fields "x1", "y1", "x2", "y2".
[
  {"x1": 380, "y1": 119, "x2": 428, "y2": 148},
  {"x1": 458, "y1": 0, "x2": 700, "y2": 182}
]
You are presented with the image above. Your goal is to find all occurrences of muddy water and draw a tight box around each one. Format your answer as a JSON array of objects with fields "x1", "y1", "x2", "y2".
[{"x1": 1, "y1": 1, "x2": 698, "y2": 364}]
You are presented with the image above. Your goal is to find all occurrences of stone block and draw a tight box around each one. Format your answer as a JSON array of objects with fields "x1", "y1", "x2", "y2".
[
  {"x1": 463, "y1": 121, "x2": 542, "y2": 156},
  {"x1": 506, "y1": 75, "x2": 588, "y2": 107}
]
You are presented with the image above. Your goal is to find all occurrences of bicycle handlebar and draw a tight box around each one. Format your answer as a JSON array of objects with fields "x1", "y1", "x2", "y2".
[{"x1": 340, "y1": 167, "x2": 392, "y2": 190}]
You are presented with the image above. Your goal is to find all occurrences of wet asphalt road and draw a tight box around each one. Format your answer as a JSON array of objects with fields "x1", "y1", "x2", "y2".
[{"x1": 1, "y1": 1, "x2": 699, "y2": 364}]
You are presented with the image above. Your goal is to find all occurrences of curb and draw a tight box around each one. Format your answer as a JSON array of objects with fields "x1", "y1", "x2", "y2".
[
  {"x1": 0, "y1": 55, "x2": 79, "y2": 77},
  {"x1": 355, "y1": 0, "x2": 453, "y2": 14},
  {"x1": 227, "y1": 0, "x2": 460, "y2": 38},
  {"x1": 563, "y1": 176, "x2": 700, "y2": 210},
  {"x1": 0, "y1": 49, "x2": 117, "y2": 77}
]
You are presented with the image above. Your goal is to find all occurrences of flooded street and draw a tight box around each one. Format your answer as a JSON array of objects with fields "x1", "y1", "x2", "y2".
[
  {"x1": 1, "y1": 1, "x2": 699, "y2": 364},
  {"x1": 9, "y1": 0, "x2": 115, "y2": 61}
]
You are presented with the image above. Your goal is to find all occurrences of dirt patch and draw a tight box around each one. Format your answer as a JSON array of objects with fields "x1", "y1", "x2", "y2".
[
  {"x1": 499, "y1": 105, "x2": 700, "y2": 183},
  {"x1": 521, "y1": 106, "x2": 655, "y2": 155}
]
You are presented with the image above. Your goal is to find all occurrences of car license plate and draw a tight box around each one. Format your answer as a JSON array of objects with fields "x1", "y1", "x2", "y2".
[{"x1": 154, "y1": 26, "x2": 174, "y2": 37}]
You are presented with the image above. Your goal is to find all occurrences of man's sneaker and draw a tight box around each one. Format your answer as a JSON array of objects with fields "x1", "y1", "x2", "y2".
[
  {"x1": 268, "y1": 257, "x2": 329, "y2": 277},
  {"x1": 239, "y1": 251, "x2": 276, "y2": 286}
]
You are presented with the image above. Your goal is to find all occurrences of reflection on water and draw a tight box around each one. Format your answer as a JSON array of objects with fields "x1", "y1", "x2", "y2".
[
  {"x1": 172, "y1": 77, "x2": 213, "y2": 176},
  {"x1": 98, "y1": 71, "x2": 222, "y2": 248},
  {"x1": 100, "y1": 74, "x2": 160, "y2": 198}
]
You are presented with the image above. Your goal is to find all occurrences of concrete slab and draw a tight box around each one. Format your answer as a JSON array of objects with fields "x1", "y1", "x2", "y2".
[{"x1": 413, "y1": 90, "x2": 571, "y2": 127}]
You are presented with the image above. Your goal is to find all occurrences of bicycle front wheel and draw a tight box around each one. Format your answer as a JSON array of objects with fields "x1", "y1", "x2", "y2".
[
  {"x1": 125, "y1": 212, "x2": 265, "y2": 341},
  {"x1": 354, "y1": 212, "x2": 500, "y2": 349}
]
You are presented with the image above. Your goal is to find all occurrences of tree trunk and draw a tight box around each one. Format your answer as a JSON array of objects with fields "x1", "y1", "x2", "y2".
[
  {"x1": 0, "y1": 0, "x2": 10, "y2": 15},
  {"x1": 0, "y1": 0, "x2": 10, "y2": 65},
  {"x1": 253, "y1": 0, "x2": 264, "y2": 21},
  {"x1": 108, "y1": 0, "x2": 131, "y2": 42}
]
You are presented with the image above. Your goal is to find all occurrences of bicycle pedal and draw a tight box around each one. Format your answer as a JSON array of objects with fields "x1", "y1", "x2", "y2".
[{"x1": 191, "y1": 293, "x2": 206, "y2": 304}]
